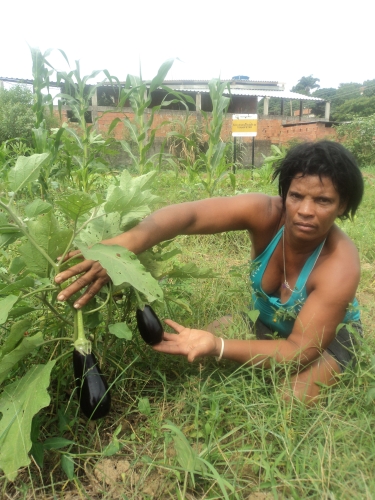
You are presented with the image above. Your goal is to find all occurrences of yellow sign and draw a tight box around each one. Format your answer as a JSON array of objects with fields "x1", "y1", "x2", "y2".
[{"x1": 232, "y1": 114, "x2": 257, "y2": 137}]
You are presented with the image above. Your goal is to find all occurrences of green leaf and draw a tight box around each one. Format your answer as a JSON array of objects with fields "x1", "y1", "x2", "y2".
[
  {"x1": 0, "y1": 277, "x2": 35, "y2": 296},
  {"x1": 245, "y1": 309, "x2": 260, "y2": 323},
  {"x1": 43, "y1": 437, "x2": 75, "y2": 450},
  {"x1": 149, "y1": 59, "x2": 174, "y2": 93},
  {"x1": 0, "y1": 361, "x2": 55, "y2": 481},
  {"x1": 121, "y1": 205, "x2": 151, "y2": 231},
  {"x1": 104, "y1": 186, "x2": 159, "y2": 217},
  {"x1": 0, "y1": 225, "x2": 21, "y2": 234},
  {"x1": 19, "y1": 212, "x2": 73, "y2": 277},
  {"x1": 108, "y1": 322, "x2": 132, "y2": 340},
  {"x1": 0, "y1": 233, "x2": 21, "y2": 249},
  {"x1": 77, "y1": 244, "x2": 163, "y2": 302},
  {"x1": 77, "y1": 211, "x2": 121, "y2": 247},
  {"x1": 104, "y1": 170, "x2": 160, "y2": 216},
  {"x1": 56, "y1": 192, "x2": 98, "y2": 222},
  {"x1": 120, "y1": 170, "x2": 157, "y2": 191},
  {"x1": 108, "y1": 117, "x2": 122, "y2": 136},
  {"x1": 163, "y1": 422, "x2": 204, "y2": 476},
  {"x1": 8, "y1": 153, "x2": 50, "y2": 193},
  {"x1": 24, "y1": 199, "x2": 52, "y2": 219},
  {"x1": 0, "y1": 332, "x2": 43, "y2": 385},
  {"x1": 138, "y1": 397, "x2": 151, "y2": 416},
  {"x1": 61, "y1": 454, "x2": 75, "y2": 480},
  {"x1": 8, "y1": 306, "x2": 36, "y2": 320},
  {"x1": 102, "y1": 425, "x2": 122, "y2": 457},
  {"x1": 0, "y1": 295, "x2": 18, "y2": 325},
  {"x1": 30, "y1": 442, "x2": 44, "y2": 469},
  {"x1": 0, "y1": 318, "x2": 32, "y2": 357},
  {"x1": 9, "y1": 257, "x2": 26, "y2": 275}
]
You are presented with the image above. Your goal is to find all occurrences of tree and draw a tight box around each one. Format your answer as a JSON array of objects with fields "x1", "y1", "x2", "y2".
[
  {"x1": 291, "y1": 75, "x2": 320, "y2": 95},
  {"x1": 257, "y1": 75, "x2": 322, "y2": 117},
  {"x1": 0, "y1": 85, "x2": 35, "y2": 144},
  {"x1": 310, "y1": 88, "x2": 337, "y2": 117}
]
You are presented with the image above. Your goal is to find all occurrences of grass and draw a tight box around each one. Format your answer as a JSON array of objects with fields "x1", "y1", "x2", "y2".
[{"x1": 2, "y1": 167, "x2": 375, "y2": 499}]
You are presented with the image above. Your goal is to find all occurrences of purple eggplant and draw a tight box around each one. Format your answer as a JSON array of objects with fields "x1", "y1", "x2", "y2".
[
  {"x1": 73, "y1": 349, "x2": 111, "y2": 420},
  {"x1": 136, "y1": 305, "x2": 163, "y2": 345}
]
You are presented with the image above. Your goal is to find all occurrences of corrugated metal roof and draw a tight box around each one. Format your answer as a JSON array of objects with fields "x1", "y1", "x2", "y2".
[
  {"x1": 163, "y1": 79, "x2": 280, "y2": 85},
  {"x1": 177, "y1": 88, "x2": 323, "y2": 101},
  {"x1": 0, "y1": 76, "x2": 61, "y2": 87},
  {"x1": 0, "y1": 77, "x2": 323, "y2": 101}
]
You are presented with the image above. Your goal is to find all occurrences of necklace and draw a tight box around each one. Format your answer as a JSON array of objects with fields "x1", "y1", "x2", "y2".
[{"x1": 282, "y1": 227, "x2": 325, "y2": 293}]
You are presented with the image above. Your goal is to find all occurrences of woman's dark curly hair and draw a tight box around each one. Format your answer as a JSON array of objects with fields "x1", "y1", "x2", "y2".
[{"x1": 272, "y1": 141, "x2": 364, "y2": 219}]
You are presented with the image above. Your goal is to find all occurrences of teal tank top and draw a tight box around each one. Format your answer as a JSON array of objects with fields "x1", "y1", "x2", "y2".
[{"x1": 250, "y1": 226, "x2": 360, "y2": 337}]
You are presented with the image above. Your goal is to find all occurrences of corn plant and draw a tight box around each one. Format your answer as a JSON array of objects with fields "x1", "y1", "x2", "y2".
[
  {"x1": 186, "y1": 79, "x2": 235, "y2": 197},
  {"x1": 55, "y1": 61, "x2": 119, "y2": 192},
  {"x1": 107, "y1": 61, "x2": 195, "y2": 174}
]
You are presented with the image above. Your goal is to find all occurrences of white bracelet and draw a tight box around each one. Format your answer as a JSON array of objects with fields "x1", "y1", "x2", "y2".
[{"x1": 216, "y1": 338, "x2": 225, "y2": 362}]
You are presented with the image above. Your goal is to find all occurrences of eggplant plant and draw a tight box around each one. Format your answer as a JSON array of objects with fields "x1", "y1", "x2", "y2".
[{"x1": 0, "y1": 155, "x2": 214, "y2": 481}]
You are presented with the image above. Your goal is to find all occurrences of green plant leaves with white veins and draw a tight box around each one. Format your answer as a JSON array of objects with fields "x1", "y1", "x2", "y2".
[{"x1": 0, "y1": 361, "x2": 55, "y2": 480}]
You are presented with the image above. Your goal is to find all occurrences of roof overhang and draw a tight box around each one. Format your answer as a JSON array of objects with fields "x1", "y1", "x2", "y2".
[{"x1": 165, "y1": 87, "x2": 323, "y2": 101}]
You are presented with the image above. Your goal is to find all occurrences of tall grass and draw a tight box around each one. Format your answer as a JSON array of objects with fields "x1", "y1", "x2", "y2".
[{"x1": 2, "y1": 167, "x2": 375, "y2": 500}]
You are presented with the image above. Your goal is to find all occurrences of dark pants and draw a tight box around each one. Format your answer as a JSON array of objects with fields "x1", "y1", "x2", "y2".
[{"x1": 252, "y1": 319, "x2": 363, "y2": 372}]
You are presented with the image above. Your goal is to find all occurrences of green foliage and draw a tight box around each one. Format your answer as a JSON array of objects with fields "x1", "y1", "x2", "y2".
[
  {"x1": 291, "y1": 74, "x2": 320, "y2": 95},
  {"x1": 333, "y1": 95, "x2": 375, "y2": 121},
  {"x1": 108, "y1": 60, "x2": 194, "y2": 174},
  {"x1": 0, "y1": 86, "x2": 35, "y2": 143},
  {"x1": 185, "y1": 79, "x2": 235, "y2": 197},
  {"x1": 1, "y1": 47, "x2": 375, "y2": 498},
  {"x1": 0, "y1": 361, "x2": 55, "y2": 480},
  {"x1": 335, "y1": 114, "x2": 375, "y2": 166},
  {"x1": 0, "y1": 154, "x2": 210, "y2": 480}
]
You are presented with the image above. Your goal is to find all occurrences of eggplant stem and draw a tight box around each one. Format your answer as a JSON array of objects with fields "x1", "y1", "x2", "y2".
[
  {"x1": 74, "y1": 309, "x2": 92, "y2": 355},
  {"x1": 134, "y1": 288, "x2": 144, "y2": 309}
]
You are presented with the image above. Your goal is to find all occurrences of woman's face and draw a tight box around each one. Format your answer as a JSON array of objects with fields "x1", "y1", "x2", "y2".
[{"x1": 284, "y1": 174, "x2": 346, "y2": 240}]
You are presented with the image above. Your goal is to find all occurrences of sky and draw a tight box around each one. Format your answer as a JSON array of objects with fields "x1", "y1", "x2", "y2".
[{"x1": 1, "y1": 0, "x2": 374, "y2": 92}]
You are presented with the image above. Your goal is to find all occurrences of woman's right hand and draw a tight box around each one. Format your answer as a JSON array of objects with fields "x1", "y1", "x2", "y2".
[{"x1": 55, "y1": 251, "x2": 110, "y2": 308}]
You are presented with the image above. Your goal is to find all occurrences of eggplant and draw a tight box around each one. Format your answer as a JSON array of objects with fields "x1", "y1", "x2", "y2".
[
  {"x1": 72, "y1": 309, "x2": 111, "y2": 420},
  {"x1": 73, "y1": 349, "x2": 111, "y2": 420},
  {"x1": 136, "y1": 305, "x2": 163, "y2": 345}
]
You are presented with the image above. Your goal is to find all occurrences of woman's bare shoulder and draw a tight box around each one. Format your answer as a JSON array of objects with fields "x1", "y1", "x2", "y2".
[{"x1": 311, "y1": 225, "x2": 360, "y2": 294}]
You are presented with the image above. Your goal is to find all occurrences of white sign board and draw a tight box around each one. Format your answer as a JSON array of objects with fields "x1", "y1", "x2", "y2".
[{"x1": 232, "y1": 114, "x2": 258, "y2": 137}]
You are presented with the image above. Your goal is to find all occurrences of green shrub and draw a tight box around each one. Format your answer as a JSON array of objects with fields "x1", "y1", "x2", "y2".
[
  {"x1": 335, "y1": 114, "x2": 375, "y2": 166},
  {"x1": 0, "y1": 86, "x2": 35, "y2": 144}
]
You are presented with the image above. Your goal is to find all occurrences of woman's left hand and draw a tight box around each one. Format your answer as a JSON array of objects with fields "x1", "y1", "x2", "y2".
[{"x1": 152, "y1": 319, "x2": 221, "y2": 362}]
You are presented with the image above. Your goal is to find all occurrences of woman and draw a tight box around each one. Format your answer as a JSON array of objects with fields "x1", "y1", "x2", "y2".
[{"x1": 55, "y1": 141, "x2": 364, "y2": 403}]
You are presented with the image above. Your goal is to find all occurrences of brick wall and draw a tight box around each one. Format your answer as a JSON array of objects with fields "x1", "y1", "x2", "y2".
[{"x1": 55, "y1": 107, "x2": 338, "y2": 168}]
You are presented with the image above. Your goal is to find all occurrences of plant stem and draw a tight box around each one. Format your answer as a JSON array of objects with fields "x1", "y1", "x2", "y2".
[
  {"x1": 39, "y1": 295, "x2": 73, "y2": 327},
  {"x1": 0, "y1": 200, "x2": 59, "y2": 272},
  {"x1": 74, "y1": 309, "x2": 91, "y2": 354}
]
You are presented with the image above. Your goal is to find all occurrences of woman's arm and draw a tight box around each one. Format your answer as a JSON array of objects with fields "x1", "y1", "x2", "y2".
[
  {"x1": 154, "y1": 245, "x2": 360, "y2": 369},
  {"x1": 55, "y1": 194, "x2": 276, "y2": 307}
]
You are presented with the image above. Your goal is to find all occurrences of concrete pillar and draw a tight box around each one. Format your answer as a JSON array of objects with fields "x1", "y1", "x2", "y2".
[
  {"x1": 325, "y1": 101, "x2": 331, "y2": 121},
  {"x1": 0, "y1": 80, "x2": 4, "y2": 90},
  {"x1": 91, "y1": 86, "x2": 98, "y2": 127},
  {"x1": 196, "y1": 92, "x2": 202, "y2": 122},
  {"x1": 264, "y1": 97, "x2": 269, "y2": 115}
]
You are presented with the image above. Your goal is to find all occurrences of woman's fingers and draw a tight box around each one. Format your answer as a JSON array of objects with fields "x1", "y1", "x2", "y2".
[
  {"x1": 57, "y1": 249, "x2": 82, "y2": 263},
  {"x1": 55, "y1": 259, "x2": 98, "y2": 284},
  {"x1": 163, "y1": 318, "x2": 186, "y2": 333},
  {"x1": 55, "y1": 259, "x2": 110, "y2": 306}
]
